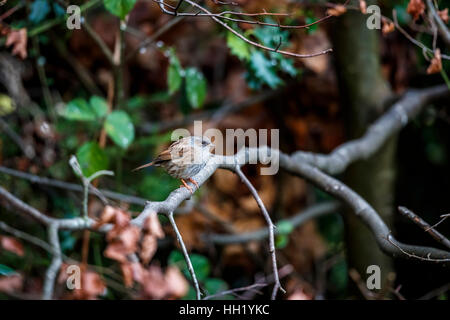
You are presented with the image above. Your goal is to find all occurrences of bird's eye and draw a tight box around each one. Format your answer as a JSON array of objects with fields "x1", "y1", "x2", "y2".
[{"x1": 202, "y1": 140, "x2": 209, "y2": 147}]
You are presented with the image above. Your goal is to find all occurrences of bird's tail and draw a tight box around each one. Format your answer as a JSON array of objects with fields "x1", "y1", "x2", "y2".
[{"x1": 132, "y1": 161, "x2": 155, "y2": 172}]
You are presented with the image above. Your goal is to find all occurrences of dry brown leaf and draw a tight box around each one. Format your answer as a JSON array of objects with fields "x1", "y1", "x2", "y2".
[
  {"x1": 104, "y1": 207, "x2": 132, "y2": 241},
  {"x1": 140, "y1": 234, "x2": 157, "y2": 265},
  {"x1": 382, "y1": 19, "x2": 395, "y2": 35},
  {"x1": 438, "y1": 8, "x2": 449, "y2": 23},
  {"x1": 120, "y1": 262, "x2": 134, "y2": 288},
  {"x1": 407, "y1": 0, "x2": 425, "y2": 21},
  {"x1": 144, "y1": 212, "x2": 164, "y2": 239},
  {"x1": 117, "y1": 225, "x2": 140, "y2": 252},
  {"x1": 0, "y1": 274, "x2": 23, "y2": 293},
  {"x1": 130, "y1": 262, "x2": 145, "y2": 284},
  {"x1": 327, "y1": 5, "x2": 347, "y2": 17},
  {"x1": 5, "y1": 28, "x2": 27, "y2": 59},
  {"x1": 141, "y1": 265, "x2": 170, "y2": 299},
  {"x1": 0, "y1": 236, "x2": 24, "y2": 256},
  {"x1": 113, "y1": 208, "x2": 131, "y2": 230},
  {"x1": 94, "y1": 205, "x2": 116, "y2": 229},
  {"x1": 72, "y1": 270, "x2": 105, "y2": 300},
  {"x1": 427, "y1": 49, "x2": 442, "y2": 74},
  {"x1": 104, "y1": 242, "x2": 128, "y2": 263},
  {"x1": 165, "y1": 266, "x2": 189, "y2": 298}
]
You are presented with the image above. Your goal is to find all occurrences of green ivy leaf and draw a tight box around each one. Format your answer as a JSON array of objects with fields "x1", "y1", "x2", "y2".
[
  {"x1": 275, "y1": 234, "x2": 289, "y2": 249},
  {"x1": 61, "y1": 98, "x2": 96, "y2": 121},
  {"x1": 276, "y1": 220, "x2": 294, "y2": 235},
  {"x1": 104, "y1": 0, "x2": 137, "y2": 20},
  {"x1": 29, "y1": 0, "x2": 51, "y2": 24},
  {"x1": 167, "y1": 51, "x2": 183, "y2": 95},
  {"x1": 104, "y1": 111, "x2": 135, "y2": 149},
  {"x1": 168, "y1": 250, "x2": 210, "y2": 282},
  {"x1": 278, "y1": 58, "x2": 298, "y2": 77},
  {"x1": 185, "y1": 68, "x2": 207, "y2": 109},
  {"x1": 249, "y1": 51, "x2": 283, "y2": 89},
  {"x1": 89, "y1": 96, "x2": 109, "y2": 118},
  {"x1": 305, "y1": 13, "x2": 319, "y2": 35},
  {"x1": 253, "y1": 21, "x2": 289, "y2": 48},
  {"x1": 76, "y1": 142, "x2": 109, "y2": 177},
  {"x1": 52, "y1": 3, "x2": 66, "y2": 17},
  {"x1": 227, "y1": 31, "x2": 251, "y2": 61},
  {"x1": 204, "y1": 278, "x2": 229, "y2": 297},
  {"x1": 0, "y1": 264, "x2": 16, "y2": 276}
]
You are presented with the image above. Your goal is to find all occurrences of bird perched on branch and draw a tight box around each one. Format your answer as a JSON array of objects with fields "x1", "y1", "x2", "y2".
[{"x1": 133, "y1": 136, "x2": 214, "y2": 193}]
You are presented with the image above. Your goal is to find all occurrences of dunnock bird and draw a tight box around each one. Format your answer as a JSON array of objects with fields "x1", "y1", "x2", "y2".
[{"x1": 133, "y1": 136, "x2": 214, "y2": 193}]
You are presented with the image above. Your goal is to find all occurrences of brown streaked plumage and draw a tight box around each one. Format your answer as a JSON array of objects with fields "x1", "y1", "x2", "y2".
[{"x1": 133, "y1": 136, "x2": 214, "y2": 193}]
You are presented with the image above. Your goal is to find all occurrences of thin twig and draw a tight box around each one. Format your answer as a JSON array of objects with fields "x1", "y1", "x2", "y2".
[
  {"x1": 166, "y1": 211, "x2": 202, "y2": 300},
  {"x1": 398, "y1": 206, "x2": 450, "y2": 250},
  {"x1": 419, "y1": 282, "x2": 450, "y2": 300},
  {"x1": 0, "y1": 117, "x2": 35, "y2": 159},
  {"x1": 69, "y1": 155, "x2": 114, "y2": 219},
  {"x1": 234, "y1": 165, "x2": 285, "y2": 300},
  {"x1": 427, "y1": 214, "x2": 450, "y2": 230},
  {"x1": 386, "y1": 234, "x2": 450, "y2": 262},
  {"x1": 426, "y1": 0, "x2": 450, "y2": 48},
  {"x1": 0, "y1": 166, "x2": 132, "y2": 204},
  {"x1": 42, "y1": 223, "x2": 62, "y2": 300},
  {"x1": 165, "y1": 0, "x2": 333, "y2": 59},
  {"x1": 392, "y1": 10, "x2": 450, "y2": 60},
  {"x1": 0, "y1": 221, "x2": 52, "y2": 253},
  {"x1": 203, "y1": 283, "x2": 267, "y2": 300},
  {"x1": 152, "y1": 0, "x2": 334, "y2": 29}
]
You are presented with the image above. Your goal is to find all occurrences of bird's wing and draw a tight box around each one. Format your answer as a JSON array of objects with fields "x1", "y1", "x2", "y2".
[
  {"x1": 132, "y1": 145, "x2": 174, "y2": 172},
  {"x1": 153, "y1": 149, "x2": 173, "y2": 164}
]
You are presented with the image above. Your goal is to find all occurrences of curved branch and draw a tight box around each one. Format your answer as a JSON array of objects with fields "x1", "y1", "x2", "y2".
[{"x1": 294, "y1": 85, "x2": 449, "y2": 174}]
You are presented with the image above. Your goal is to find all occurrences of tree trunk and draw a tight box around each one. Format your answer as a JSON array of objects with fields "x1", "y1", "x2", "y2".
[{"x1": 330, "y1": 2, "x2": 396, "y2": 292}]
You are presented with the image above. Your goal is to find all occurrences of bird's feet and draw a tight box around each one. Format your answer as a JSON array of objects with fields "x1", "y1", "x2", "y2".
[
  {"x1": 188, "y1": 178, "x2": 199, "y2": 189},
  {"x1": 180, "y1": 179, "x2": 194, "y2": 194}
]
